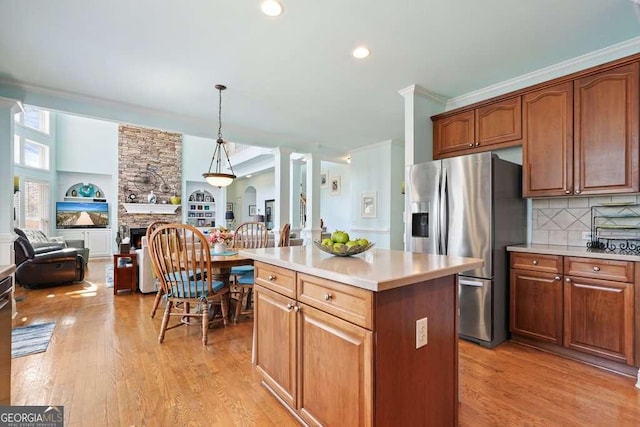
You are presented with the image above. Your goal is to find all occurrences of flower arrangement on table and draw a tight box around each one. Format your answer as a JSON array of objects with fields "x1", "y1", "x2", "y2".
[{"x1": 208, "y1": 227, "x2": 235, "y2": 246}]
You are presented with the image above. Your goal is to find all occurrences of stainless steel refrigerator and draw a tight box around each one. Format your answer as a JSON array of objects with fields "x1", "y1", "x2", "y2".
[{"x1": 405, "y1": 152, "x2": 526, "y2": 348}]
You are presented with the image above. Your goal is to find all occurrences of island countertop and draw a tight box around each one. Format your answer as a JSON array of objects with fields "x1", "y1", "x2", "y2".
[{"x1": 239, "y1": 246, "x2": 483, "y2": 292}]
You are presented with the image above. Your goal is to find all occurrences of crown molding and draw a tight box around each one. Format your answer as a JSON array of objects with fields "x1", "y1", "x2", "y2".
[
  {"x1": 398, "y1": 84, "x2": 447, "y2": 105},
  {"x1": 446, "y1": 36, "x2": 640, "y2": 110}
]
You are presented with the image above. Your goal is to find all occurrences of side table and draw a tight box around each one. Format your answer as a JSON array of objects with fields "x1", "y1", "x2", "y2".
[{"x1": 113, "y1": 253, "x2": 137, "y2": 295}]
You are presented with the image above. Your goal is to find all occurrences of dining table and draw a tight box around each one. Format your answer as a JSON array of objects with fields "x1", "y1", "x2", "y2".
[{"x1": 208, "y1": 250, "x2": 254, "y2": 288}]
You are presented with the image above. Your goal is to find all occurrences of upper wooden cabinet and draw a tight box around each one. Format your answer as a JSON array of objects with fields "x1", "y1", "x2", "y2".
[
  {"x1": 523, "y1": 62, "x2": 639, "y2": 197},
  {"x1": 433, "y1": 97, "x2": 522, "y2": 159}
]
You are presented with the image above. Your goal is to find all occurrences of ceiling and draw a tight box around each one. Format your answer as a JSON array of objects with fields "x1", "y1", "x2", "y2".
[{"x1": 0, "y1": 0, "x2": 638, "y2": 158}]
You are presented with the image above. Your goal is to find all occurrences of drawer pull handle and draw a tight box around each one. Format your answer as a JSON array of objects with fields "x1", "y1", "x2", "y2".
[
  {"x1": 554, "y1": 276, "x2": 561, "y2": 281},
  {"x1": 323, "y1": 293, "x2": 333, "y2": 301},
  {"x1": 268, "y1": 275, "x2": 276, "y2": 281},
  {"x1": 593, "y1": 266, "x2": 600, "y2": 272},
  {"x1": 532, "y1": 260, "x2": 538, "y2": 265}
]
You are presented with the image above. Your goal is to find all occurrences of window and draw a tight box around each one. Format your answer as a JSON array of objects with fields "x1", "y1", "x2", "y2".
[
  {"x1": 23, "y1": 139, "x2": 49, "y2": 169},
  {"x1": 24, "y1": 180, "x2": 50, "y2": 232},
  {"x1": 15, "y1": 105, "x2": 50, "y2": 134}
]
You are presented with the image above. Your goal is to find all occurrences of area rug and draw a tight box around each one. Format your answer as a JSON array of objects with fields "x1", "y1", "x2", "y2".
[{"x1": 11, "y1": 322, "x2": 56, "y2": 358}]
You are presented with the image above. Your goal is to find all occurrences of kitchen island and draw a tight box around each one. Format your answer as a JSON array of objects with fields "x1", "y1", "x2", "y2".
[{"x1": 239, "y1": 246, "x2": 483, "y2": 427}]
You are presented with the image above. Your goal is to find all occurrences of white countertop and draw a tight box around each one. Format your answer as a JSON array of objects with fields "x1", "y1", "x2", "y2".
[
  {"x1": 238, "y1": 246, "x2": 483, "y2": 292},
  {"x1": 507, "y1": 244, "x2": 640, "y2": 262}
]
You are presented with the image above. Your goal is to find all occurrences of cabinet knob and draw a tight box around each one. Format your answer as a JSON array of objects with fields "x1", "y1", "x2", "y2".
[
  {"x1": 575, "y1": 189, "x2": 581, "y2": 194},
  {"x1": 268, "y1": 274, "x2": 276, "y2": 281},
  {"x1": 565, "y1": 190, "x2": 571, "y2": 194},
  {"x1": 294, "y1": 305, "x2": 300, "y2": 313},
  {"x1": 565, "y1": 277, "x2": 571, "y2": 283},
  {"x1": 474, "y1": 142, "x2": 480, "y2": 147},
  {"x1": 323, "y1": 293, "x2": 333, "y2": 301},
  {"x1": 554, "y1": 276, "x2": 561, "y2": 281},
  {"x1": 468, "y1": 143, "x2": 474, "y2": 147},
  {"x1": 593, "y1": 266, "x2": 600, "y2": 272},
  {"x1": 532, "y1": 260, "x2": 538, "y2": 265},
  {"x1": 286, "y1": 303, "x2": 294, "y2": 311}
]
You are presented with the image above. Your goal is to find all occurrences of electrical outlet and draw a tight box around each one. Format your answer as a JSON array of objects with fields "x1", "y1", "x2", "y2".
[
  {"x1": 582, "y1": 232, "x2": 592, "y2": 240},
  {"x1": 416, "y1": 317, "x2": 428, "y2": 349}
]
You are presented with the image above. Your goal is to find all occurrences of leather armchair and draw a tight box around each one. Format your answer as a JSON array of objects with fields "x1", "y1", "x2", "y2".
[{"x1": 14, "y1": 234, "x2": 85, "y2": 288}]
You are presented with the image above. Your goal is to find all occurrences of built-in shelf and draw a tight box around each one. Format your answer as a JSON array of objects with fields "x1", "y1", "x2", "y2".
[{"x1": 122, "y1": 203, "x2": 180, "y2": 214}]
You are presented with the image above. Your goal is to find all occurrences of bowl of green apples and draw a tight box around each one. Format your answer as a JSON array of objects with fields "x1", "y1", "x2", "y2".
[{"x1": 314, "y1": 230, "x2": 375, "y2": 257}]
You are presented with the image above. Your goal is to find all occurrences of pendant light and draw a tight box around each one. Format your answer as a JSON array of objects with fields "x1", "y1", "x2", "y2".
[{"x1": 203, "y1": 84, "x2": 236, "y2": 187}]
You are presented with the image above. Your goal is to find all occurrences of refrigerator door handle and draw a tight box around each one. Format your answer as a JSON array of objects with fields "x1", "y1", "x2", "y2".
[
  {"x1": 436, "y1": 167, "x2": 443, "y2": 254},
  {"x1": 440, "y1": 168, "x2": 449, "y2": 255},
  {"x1": 459, "y1": 279, "x2": 484, "y2": 287}
]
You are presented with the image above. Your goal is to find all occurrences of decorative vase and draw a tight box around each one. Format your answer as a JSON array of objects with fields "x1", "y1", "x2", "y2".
[
  {"x1": 213, "y1": 242, "x2": 227, "y2": 254},
  {"x1": 170, "y1": 195, "x2": 181, "y2": 205},
  {"x1": 147, "y1": 191, "x2": 157, "y2": 204}
]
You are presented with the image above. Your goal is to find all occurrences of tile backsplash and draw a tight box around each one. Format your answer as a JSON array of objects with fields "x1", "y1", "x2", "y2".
[{"x1": 532, "y1": 194, "x2": 640, "y2": 247}]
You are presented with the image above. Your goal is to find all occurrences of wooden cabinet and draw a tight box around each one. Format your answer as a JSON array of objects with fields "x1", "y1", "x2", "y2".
[
  {"x1": 523, "y1": 62, "x2": 639, "y2": 197},
  {"x1": 510, "y1": 268, "x2": 563, "y2": 344},
  {"x1": 254, "y1": 261, "x2": 459, "y2": 426},
  {"x1": 254, "y1": 263, "x2": 374, "y2": 427},
  {"x1": 433, "y1": 97, "x2": 522, "y2": 159},
  {"x1": 510, "y1": 252, "x2": 636, "y2": 368}
]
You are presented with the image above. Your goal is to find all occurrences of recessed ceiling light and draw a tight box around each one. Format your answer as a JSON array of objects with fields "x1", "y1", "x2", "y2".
[
  {"x1": 352, "y1": 46, "x2": 370, "y2": 59},
  {"x1": 261, "y1": 0, "x2": 284, "y2": 17}
]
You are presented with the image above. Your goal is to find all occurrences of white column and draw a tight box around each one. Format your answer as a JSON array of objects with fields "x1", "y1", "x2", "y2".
[
  {"x1": 290, "y1": 159, "x2": 303, "y2": 234},
  {"x1": 273, "y1": 147, "x2": 292, "y2": 244},
  {"x1": 398, "y1": 84, "x2": 447, "y2": 166},
  {"x1": 302, "y1": 155, "x2": 321, "y2": 245},
  {"x1": 0, "y1": 98, "x2": 20, "y2": 266}
]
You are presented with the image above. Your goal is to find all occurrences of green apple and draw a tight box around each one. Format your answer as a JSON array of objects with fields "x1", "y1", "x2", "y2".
[
  {"x1": 346, "y1": 241, "x2": 359, "y2": 249},
  {"x1": 321, "y1": 238, "x2": 334, "y2": 247},
  {"x1": 331, "y1": 230, "x2": 350, "y2": 244},
  {"x1": 356, "y1": 238, "x2": 369, "y2": 246},
  {"x1": 333, "y1": 242, "x2": 347, "y2": 254}
]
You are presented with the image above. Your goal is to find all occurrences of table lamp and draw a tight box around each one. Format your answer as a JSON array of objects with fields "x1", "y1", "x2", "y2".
[{"x1": 225, "y1": 210, "x2": 235, "y2": 226}]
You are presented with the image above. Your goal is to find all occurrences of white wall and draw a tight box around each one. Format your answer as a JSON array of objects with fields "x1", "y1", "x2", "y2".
[
  {"x1": 56, "y1": 114, "x2": 118, "y2": 174},
  {"x1": 227, "y1": 171, "x2": 275, "y2": 224},
  {"x1": 319, "y1": 162, "x2": 351, "y2": 235}
]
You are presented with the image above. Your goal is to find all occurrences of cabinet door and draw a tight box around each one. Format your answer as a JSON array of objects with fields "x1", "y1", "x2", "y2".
[
  {"x1": 85, "y1": 229, "x2": 112, "y2": 257},
  {"x1": 254, "y1": 285, "x2": 298, "y2": 409},
  {"x1": 574, "y1": 62, "x2": 639, "y2": 195},
  {"x1": 522, "y1": 81, "x2": 574, "y2": 197},
  {"x1": 564, "y1": 276, "x2": 634, "y2": 365},
  {"x1": 476, "y1": 96, "x2": 522, "y2": 147},
  {"x1": 510, "y1": 269, "x2": 563, "y2": 344},
  {"x1": 433, "y1": 110, "x2": 475, "y2": 158},
  {"x1": 297, "y1": 303, "x2": 373, "y2": 427}
]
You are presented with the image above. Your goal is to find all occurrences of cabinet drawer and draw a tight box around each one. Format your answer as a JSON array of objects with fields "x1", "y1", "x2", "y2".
[
  {"x1": 564, "y1": 257, "x2": 634, "y2": 283},
  {"x1": 254, "y1": 262, "x2": 296, "y2": 299},
  {"x1": 297, "y1": 273, "x2": 373, "y2": 330},
  {"x1": 510, "y1": 252, "x2": 562, "y2": 274}
]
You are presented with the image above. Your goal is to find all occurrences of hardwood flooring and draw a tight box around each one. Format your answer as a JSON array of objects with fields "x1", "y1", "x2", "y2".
[{"x1": 11, "y1": 260, "x2": 640, "y2": 426}]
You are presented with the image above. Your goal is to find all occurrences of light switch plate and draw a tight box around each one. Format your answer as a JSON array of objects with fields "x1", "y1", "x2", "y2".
[{"x1": 416, "y1": 317, "x2": 428, "y2": 349}]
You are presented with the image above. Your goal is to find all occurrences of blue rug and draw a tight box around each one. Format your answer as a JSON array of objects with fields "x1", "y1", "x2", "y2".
[{"x1": 12, "y1": 322, "x2": 56, "y2": 358}]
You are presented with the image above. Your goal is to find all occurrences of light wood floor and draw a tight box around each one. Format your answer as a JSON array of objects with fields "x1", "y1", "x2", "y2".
[{"x1": 11, "y1": 260, "x2": 640, "y2": 426}]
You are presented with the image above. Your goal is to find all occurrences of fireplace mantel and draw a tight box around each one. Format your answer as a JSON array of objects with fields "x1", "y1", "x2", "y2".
[{"x1": 121, "y1": 203, "x2": 180, "y2": 215}]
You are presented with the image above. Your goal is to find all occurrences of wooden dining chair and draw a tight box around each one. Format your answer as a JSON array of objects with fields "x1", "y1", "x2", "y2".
[
  {"x1": 148, "y1": 220, "x2": 170, "y2": 318},
  {"x1": 148, "y1": 223, "x2": 229, "y2": 345},
  {"x1": 278, "y1": 223, "x2": 291, "y2": 248},
  {"x1": 230, "y1": 221, "x2": 268, "y2": 323}
]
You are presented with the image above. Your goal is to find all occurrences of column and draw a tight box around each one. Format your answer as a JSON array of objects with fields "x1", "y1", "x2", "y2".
[
  {"x1": 273, "y1": 147, "x2": 292, "y2": 244},
  {"x1": 0, "y1": 98, "x2": 20, "y2": 266},
  {"x1": 398, "y1": 84, "x2": 447, "y2": 165},
  {"x1": 290, "y1": 158, "x2": 303, "y2": 235},
  {"x1": 302, "y1": 155, "x2": 321, "y2": 245}
]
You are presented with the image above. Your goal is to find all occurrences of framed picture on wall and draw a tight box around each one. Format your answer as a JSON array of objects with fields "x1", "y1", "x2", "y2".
[
  {"x1": 330, "y1": 177, "x2": 341, "y2": 195},
  {"x1": 249, "y1": 205, "x2": 257, "y2": 216},
  {"x1": 360, "y1": 192, "x2": 377, "y2": 218},
  {"x1": 320, "y1": 172, "x2": 328, "y2": 189},
  {"x1": 226, "y1": 202, "x2": 233, "y2": 212}
]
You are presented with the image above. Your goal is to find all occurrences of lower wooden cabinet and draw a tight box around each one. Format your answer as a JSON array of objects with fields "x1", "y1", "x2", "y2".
[
  {"x1": 297, "y1": 304, "x2": 373, "y2": 427},
  {"x1": 510, "y1": 269, "x2": 563, "y2": 344},
  {"x1": 510, "y1": 252, "x2": 636, "y2": 368},
  {"x1": 564, "y1": 276, "x2": 634, "y2": 365}
]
